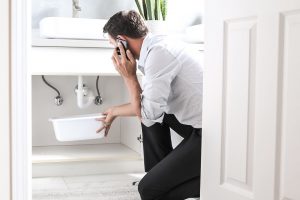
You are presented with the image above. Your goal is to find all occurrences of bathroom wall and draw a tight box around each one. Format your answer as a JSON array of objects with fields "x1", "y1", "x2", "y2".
[
  {"x1": 32, "y1": 0, "x2": 203, "y2": 32},
  {"x1": 32, "y1": 75, "x2": 142, "y2": 148},
  {"x1": 31, "y1": 0, "x2": 136, "y2": 28}
]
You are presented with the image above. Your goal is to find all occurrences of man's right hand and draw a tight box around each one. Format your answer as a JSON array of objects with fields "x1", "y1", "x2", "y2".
[{"x1": 96, "y1": 107, "x2": 116, "y2": 137}]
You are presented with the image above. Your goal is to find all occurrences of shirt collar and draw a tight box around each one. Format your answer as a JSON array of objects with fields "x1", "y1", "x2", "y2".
[{"x1": 138, "y1": 33, "x2": 153, "y2": 73}]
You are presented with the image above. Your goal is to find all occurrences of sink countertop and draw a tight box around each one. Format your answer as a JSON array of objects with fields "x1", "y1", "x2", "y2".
[{"x1": 32, "y1": 29, "x2": 113, "y2": 48}]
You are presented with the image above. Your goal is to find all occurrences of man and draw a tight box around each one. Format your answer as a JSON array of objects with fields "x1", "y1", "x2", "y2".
[{"x1": 97, "y1": 10, "x2": 203, "y2": 200}]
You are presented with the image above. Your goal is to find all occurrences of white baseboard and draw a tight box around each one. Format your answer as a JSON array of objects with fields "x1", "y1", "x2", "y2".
[{"x1": 33, "y1": 160, "x2": 144, "y2": 178}]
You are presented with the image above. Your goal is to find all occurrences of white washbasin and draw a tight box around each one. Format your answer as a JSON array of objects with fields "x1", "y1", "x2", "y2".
[
  {"x1": 39, "y1": 17, "x2": 108, "y2": 40},
  {"x1": 49, "y1": 113, "x2": 105, "y2": 141}
]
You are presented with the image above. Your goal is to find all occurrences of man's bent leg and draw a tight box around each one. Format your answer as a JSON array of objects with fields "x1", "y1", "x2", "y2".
[
  {"x1": 141, "y1": 122, "x2": 173, "y2": 172},
  {"x1": 138, "y1": 129, "x2": 202, "y2": 200}
]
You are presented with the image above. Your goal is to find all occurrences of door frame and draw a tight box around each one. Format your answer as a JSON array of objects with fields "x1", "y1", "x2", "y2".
[
  {"x1": 11, "y1": 0, "x2": 31, "y2": 199},
  {"x1": 11, "y1": 0, "x2": 205, "y2": 199}
]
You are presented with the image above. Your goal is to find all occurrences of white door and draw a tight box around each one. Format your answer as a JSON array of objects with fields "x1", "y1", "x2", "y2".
[{"x1": 201, "y1": 0, "x2": 300, "y2": 199}]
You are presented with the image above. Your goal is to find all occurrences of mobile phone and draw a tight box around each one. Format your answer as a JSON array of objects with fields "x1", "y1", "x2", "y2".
[{"x1": 116, "y1": 38, "x2": 128, "y2": 56}]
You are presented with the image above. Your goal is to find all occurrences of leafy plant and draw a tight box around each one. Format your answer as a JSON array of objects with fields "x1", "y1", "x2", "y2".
[{"x1": 135, "y1": 0, "x2": 167, "y2": 20}]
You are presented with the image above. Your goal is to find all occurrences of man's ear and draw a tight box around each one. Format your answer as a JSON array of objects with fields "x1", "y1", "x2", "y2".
[{"x1": 117, "y1": 35, "x2": 127, "y2": 41}]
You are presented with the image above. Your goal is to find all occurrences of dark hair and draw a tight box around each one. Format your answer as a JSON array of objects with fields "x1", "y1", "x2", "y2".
[{"x1": 103, "y1": 10, "x2": 148, "y2": 39}]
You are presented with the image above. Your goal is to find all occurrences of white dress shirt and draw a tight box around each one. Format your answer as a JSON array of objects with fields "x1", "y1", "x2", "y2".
[{"x1": 138, "y1": 33, "x2": 203, "y2": 128}]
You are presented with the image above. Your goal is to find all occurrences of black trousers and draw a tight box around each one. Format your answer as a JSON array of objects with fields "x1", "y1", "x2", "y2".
[{"x1": 138, "y1": 113, "x2": 202, "y2": 200}]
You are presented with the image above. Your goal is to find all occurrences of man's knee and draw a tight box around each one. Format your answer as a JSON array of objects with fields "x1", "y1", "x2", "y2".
[
  {"x1": 138, "y1": 178, "x2": 147, "y2": 199},
  {"x1": 138, "y1": 177, "x2": 156, "y2": 200}
]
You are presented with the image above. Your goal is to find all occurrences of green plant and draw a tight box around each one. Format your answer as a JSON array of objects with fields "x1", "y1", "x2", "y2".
[{"x1": 135, "y1": 0, "x2": 167, "y2": 20}]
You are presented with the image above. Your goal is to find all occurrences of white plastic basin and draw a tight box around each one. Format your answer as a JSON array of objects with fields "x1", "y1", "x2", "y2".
[
  {"x1": 49, "y1": 113, "x2": 105, "y2": 141},
  {"x1": 39, "y1": 17, "x2": 108, "y2": 40}
]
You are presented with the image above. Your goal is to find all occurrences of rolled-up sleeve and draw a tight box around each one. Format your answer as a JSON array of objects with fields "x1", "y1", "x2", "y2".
[{"x1": 140, "y1": 46, "x2": 182, "y2": 127}]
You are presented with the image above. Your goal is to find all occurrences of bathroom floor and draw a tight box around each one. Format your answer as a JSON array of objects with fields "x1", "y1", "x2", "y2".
[{"x1": 32, "y1": 173, "x2": 145, "y2": 200}]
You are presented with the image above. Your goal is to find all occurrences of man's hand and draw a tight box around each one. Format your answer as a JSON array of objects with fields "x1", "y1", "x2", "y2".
[
  {"x1": 95, "y1": 107, "x2": 116, "y2": 137},
  {"x1": 112, "y1": 43, "x2": 137, "y2": 80}
]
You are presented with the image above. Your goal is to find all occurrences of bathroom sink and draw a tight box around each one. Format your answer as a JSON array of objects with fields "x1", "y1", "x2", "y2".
[{"x1": 39, "y1": 17, "x2": 108, "y2": 40}]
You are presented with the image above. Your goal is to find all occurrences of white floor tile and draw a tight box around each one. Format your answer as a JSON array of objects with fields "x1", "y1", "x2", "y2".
[
  {"x1": 32, "y1": 177, "x2": 68, "y2": 191},
  {"x1": 32, "y1": 173, "x2": 143, "y2": 200}
]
